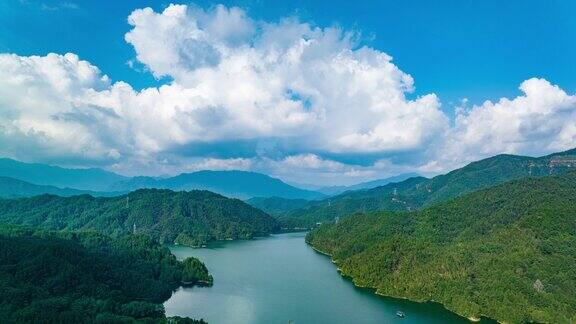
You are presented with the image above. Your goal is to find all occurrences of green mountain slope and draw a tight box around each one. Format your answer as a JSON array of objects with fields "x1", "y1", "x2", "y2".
[
  {"x1": 285, "y1": 148, "x2": 576, "y2": 227},
  {"x1": 317, "y1": 172, "x2": 420, "y2": 196},
  {"x1": 0, "y1": 224, "x2": 208, "y2": 323},
  {"x1": 306, "y1": 172, "x2": 576, "y2": 323},
  {"x1": 246, "y1": 196, "x2": 311, "y2": 217},
  {"x1": 110, "y1": 170, "x2": 324, "y2": 200},
  {"x1": 0, "y1": 189, "x2": 280, "y2": 246},
  {"x1": 0, "y1": 176, "x2": 120, "y2": 198},
  {"x1": 0, "y1": 158, "x2": 126, "y2": 191}
]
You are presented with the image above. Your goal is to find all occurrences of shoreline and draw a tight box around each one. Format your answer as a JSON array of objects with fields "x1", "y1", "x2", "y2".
[
  {"x1": 173, "y1": 231, "x2": 294, "y2": 248},
  {"x1": 307, "y1": 241, "x2": 497, "y2": 323}
]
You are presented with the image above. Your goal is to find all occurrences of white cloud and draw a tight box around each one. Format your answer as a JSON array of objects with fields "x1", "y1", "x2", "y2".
[
  {"x1": 439, "y1": 78, "x2": 576, "y2": 168},
  {"x1": 0, "y1": 4, "x2": 575, "y2": 185},
  {"x1": 262, "y1": 154, "x2": 411, "y2": 186},
  {"x1": 187, "y1": 157, "x2": 253, "y2": 171},
  {"x1": 124, "y1": 4, "x2": 448, "y2": 153},
  {"x1": 0, "y1": 53, "x2": 116, "y2": 162}
]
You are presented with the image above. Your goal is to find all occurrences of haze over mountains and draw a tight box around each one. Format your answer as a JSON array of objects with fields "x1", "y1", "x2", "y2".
[
  {"x1": 0, "y1": 158, "x2": 324, "y2": 200},
  {"x1": 0, "y1": 158, "x2": 126, "y2": 192},
  {"x1": 315, "y1": 173, "x2": 420, "y2": 195},
  {"x1": 0, "y1": 176, "x2": 118, "y2": 199},
  {"x1": 269, "y1": 148, "x2": 576, "y2": 227},
  {"x1": 0, "y1": 189, "x2": 280, "y2": 246},
  {"x1": 0, "y1": 157, "x2": 427, "y2": 201},
  {"x1": 109, "y1": 171, "x2": 323, "y2": 200}
]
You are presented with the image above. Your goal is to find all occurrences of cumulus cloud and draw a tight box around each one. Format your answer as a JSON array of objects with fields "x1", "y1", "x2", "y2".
[
  {"x1": 0, "y1": 3, "x2": 574, "y2": 185},
  {"x1": 437, "y1": 78, "x2": 576, "y2": 169},
  {"x1": 124, "y1": 4, "x2": 447, "y2": 153},
  {"x1": 0, "y1": 53, "x2": 116, "y2": 163}
]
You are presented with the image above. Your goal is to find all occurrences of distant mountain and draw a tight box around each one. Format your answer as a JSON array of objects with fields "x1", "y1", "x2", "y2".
[
  {"x1": 0, "y1": 176, "x2": 120, "y2": 198},
  {"x1": 317, "y1": 173, "x2": 420, "y2": 195},
  {"x1": 0, "y1": 189, "x2": 281, "y2": 246},
  {"x1": 0, "y1": 158, "x2": 126, "y2": 191},
  {"x1": 307, "y1": 171, "x2": 576, "y2": 323},
  {"x1": 110, "y1": 170, "x2": 324, "y2": 200},
  {"x1": 282, "y1": 148, "x2": 576, "y2": 227},
  {"x1": 0, "y1": 158, "x2": 324, "y2": 200}
]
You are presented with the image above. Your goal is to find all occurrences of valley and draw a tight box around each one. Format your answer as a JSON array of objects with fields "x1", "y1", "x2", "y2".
[
  {"x1": 0, "y1": 149, "x2": 575, "y2": 323},
  {"x1": 2, "y1": 3, "x2": 573, "y2": 323}
]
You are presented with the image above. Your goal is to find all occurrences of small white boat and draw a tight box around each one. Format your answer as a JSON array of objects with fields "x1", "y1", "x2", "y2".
[{"x1": 396, "y1": 310, "x2": 405, "y2": 318}]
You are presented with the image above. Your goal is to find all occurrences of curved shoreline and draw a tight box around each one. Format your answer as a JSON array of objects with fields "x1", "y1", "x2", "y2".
[{"x1": 308, "y1": 242, "x2": 497, "y2": 323}]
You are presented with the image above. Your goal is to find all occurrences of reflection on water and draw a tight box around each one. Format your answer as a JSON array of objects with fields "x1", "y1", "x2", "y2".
[{"x1": 165, "y1": 232, "x2": 493, "y2": 324}]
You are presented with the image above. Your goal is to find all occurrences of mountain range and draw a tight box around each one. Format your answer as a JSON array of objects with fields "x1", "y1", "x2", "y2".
[
  {"x1": 109, "y1": 170, "x2": 324, "y2": 200},
  {"x1": 0, "y1": 158, "x2": 432, "y2": 201},
  {"x1": 275, "y1": 148, "x2": 576, "y2": 227},
  {"x1": 0, "y1": 158, "x2": 325, "y2": 200},
  {"x1": 0, "y1": 176, "x2": 120, "y2": 198},
  {"x1": 0, "y1": 158, "x2": 127, "y2": 191},
  {"x1": 316, "y1": 172, "x2": 420, "y2": 195}
]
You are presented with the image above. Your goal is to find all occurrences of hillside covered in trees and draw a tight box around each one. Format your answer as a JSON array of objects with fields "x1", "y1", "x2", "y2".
[
  {"x1": 0, "y1": 224, "x2": 209, "y2": 323},
  {"x1": 0, "y1": 189, "x2": 280, "y2": 246},
  {"x1": 306, "y1": 172, "x2": 576, "y2": 323},
  {"x1": 283, "y1": 148, "x2": 576, "y2": 227}
]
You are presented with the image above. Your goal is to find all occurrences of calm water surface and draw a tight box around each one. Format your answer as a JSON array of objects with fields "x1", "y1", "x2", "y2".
[{"x1": 165, "y1": 232, "x2": 487, "y2": 324}]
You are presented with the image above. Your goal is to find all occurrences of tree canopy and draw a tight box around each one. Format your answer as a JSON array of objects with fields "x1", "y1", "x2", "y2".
[
  {"x1": 0, "y1": 224, "x2": 209, "y2": 323},
  {"x1": 0, "y1": 189, "x2": 280, "y2": 246},
  {"x1": 307, "y1": 172, "x2": 576, "y2": 323}
]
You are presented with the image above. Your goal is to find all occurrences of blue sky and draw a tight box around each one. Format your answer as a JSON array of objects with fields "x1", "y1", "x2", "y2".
[
  {"x1": 0, "y1": 0, "x2": 575, "y2": 185},
  {"x1": 3, "y1": 0, "x2": 574, "y2": 106}
]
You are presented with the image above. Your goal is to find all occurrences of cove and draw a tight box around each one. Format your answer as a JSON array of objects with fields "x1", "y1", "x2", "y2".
[{"x1": 165, "y1": 232, "x2": 492, "y2": 323}]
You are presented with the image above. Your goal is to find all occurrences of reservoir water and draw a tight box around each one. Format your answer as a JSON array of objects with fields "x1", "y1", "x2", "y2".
[{"x1": 165, "y1": 232, "x2": 486, "y2": 324}]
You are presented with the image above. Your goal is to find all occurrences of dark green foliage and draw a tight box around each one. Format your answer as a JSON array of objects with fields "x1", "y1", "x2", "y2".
[
  {"x1": 289, "y1": 148, "x2": 576, "y2": 227},
  {"x1": 307, "y1": 172, "x2": 576, "y2": 323},
  {"x1": 0, "y1": 189, "x2": 280, "y2": 246},
  {"x1": 0, "y1": 225, "x2": 210, "y2": 323},
  {"x1": 167, "y1": 317, "x2": 207, "y2": 324},
  {"x1": 181, "y1": 257, "x2": 213, "y2": 286}
]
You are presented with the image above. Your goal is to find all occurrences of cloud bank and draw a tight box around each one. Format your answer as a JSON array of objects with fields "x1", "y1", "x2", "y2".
[{"x1": 0, "y1": 4, "x2": 574, "y2": 185}]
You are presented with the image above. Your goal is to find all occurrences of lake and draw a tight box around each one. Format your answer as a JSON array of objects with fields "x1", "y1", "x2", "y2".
[{"x1": 165, "y1": 232, "x2": 488, "y2": 324}]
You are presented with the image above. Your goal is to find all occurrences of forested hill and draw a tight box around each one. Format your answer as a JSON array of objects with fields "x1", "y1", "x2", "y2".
[
  {"x1": 306, "y1": 171, "x2": 576, "y2": 323},
  {"x1": 283, "y1": 148, "x2": 576, "y2": 227},
  {"x1": 0, "y1": 224, "x2": 209, "y2": 323},
  {"x1": 0, "y1": 189, "x2": 281, "y2": 246},
  {"x1": 0, "y1": 176, "x2": 119, "y2": 198}
]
